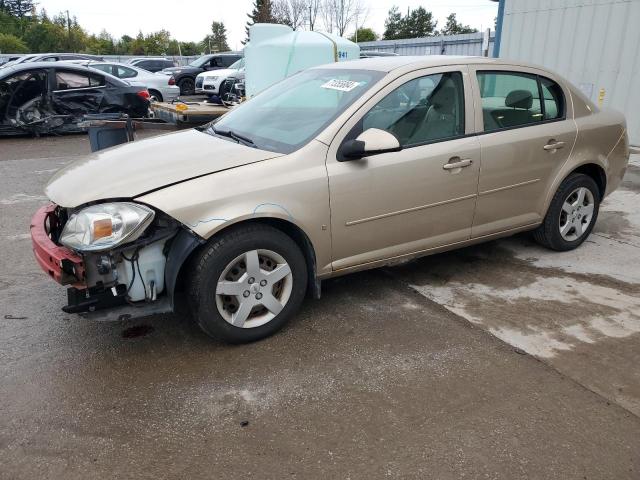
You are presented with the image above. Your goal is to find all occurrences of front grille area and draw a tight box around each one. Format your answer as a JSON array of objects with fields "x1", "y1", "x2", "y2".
[{"x1": 195, "y1": 77, "x2": 203, "y2": 88}]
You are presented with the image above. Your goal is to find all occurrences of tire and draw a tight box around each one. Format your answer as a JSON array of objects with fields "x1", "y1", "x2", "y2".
[
  {"x1": 148, "y1": 90, "x2": 163, "y2": 102},
  {"x1": 178, "y1": 77, "x2": 195, "y2": 96},
  {"x1": 533, "y1": 173, "x2": 600, "y2": 251},
  {"x1": 188, "y1": 224, "x2": 308, "y2": 343}
]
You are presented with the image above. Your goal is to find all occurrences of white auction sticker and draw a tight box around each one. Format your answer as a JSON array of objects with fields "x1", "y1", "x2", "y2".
[{"x1": 321, "y1": 79, "x2": 361, "y2": 92}]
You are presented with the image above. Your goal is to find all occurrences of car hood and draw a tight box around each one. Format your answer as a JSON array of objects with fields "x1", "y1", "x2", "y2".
[
  {"x1": 45, "y1": 129, "x2": 283, "y2": 208},
  {"x1": 198, "y1": 68, "x2": 236, "y2": 79},
  {"x1": 162, "y1": 66, "x2": 200, "y2": 75}
]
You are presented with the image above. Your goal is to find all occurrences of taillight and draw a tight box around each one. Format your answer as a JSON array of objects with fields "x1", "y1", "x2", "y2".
[
  {"x1": 137, "y1": 90, "x2": 150, "y2": 100},
  {"x1": 168, "y1": 76, "x2": 176, "y2": 86}
]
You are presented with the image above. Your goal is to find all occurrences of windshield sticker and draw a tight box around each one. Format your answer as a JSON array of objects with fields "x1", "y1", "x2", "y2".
[{"x1": 321, "y1": 79, "x2": 361, "y2": 92}]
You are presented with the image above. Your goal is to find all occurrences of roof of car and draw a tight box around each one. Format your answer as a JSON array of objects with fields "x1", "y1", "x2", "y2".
[
  {"x1": 0, "y1": 61, "x2": 127, "y2": 84},
  {"x1": 320, "y1": 55, "x2": 538, "y2": 73}
]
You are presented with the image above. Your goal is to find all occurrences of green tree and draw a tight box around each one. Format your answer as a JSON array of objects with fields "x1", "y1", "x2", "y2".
[
  {"x1": 180, "y1": 41, "x2": 200, "y2": 56},
  {"x1": 144, "y1": 30, "x2": 171, "y2": 55},
  {"x1": 349, "y1": 27, "x2": 377, "y2": 43},
  {"x1": 86, "y1": 29, "x2": 115, "y2": 54},
  {"x1": 383, "y1": 6, "x2": 403, "y2": 40},
  {"x1": 0, "y1": 32, "x2": 28, "y2": 52},
  {"x1": 401, "y1": 7, "x2": 437, "y2": 38},
  {"x1": 131, "y1": 31, "x2": 146, "y2": 55},
  {"x1": 202, "y1": 20, "x2": 230, "y2": 53},
  {"x1": 245, "y1": 0, "x2": 274, "y2": 43},
  {"x1": 439, "y1": 13, "x2": 478, "y2": 36},
  {"x1": 116, "y1": 34, "x2": 134, "y2": 54},
  {"x1": 23, "y1": 19, "x2": 67, "y2": 52},
  {"x1": 383, "y1": 6, "x2": 437, "y2": 40},
  {"x1": 2, "y1": 0, "x2": 35, "y2": 20},
  {"x1": 0, "y1": 9, "x2": 21, "y2": 37}
]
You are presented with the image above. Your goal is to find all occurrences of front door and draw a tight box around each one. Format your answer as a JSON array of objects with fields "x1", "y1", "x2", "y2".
[
  {"x1": 469, "y1": 67, "x2": 578, "y2": 237},
  {"x1": 326, "y1": 67, "x2": 481, "y2": 271}
]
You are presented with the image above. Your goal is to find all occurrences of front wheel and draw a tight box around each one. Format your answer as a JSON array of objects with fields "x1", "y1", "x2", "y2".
[
  {"x1": 533, "y1": 173, "x2": 600, "y2": 251},
  {"x1": 188, "y1": 225, "x2": 308, "y2": 343}
]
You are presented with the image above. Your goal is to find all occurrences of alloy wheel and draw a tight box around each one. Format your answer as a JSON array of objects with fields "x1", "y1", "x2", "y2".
[
  {"x1": 215, "y1": 249, "x2": 293, "y2": 328},
  {"x1": 559, "y1": 187, "x2": 595, "y2": 241}
]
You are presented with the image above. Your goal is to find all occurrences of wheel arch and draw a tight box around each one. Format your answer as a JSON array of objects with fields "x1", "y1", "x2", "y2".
[
  {"x1": 148, "y1": 88, "x2": 163, "y2": 102},
  {"x1": 168, "y1": 217, "x2": 321, "y2": 309},
  {"x1": 542, "y1": 160, "x2": 607, "y2": 220},
  {"x1": 570, "y1": 163, "x2": 607, "y2": 199}
]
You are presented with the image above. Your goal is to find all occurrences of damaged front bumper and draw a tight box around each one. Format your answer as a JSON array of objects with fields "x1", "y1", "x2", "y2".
[
  {"x1": 30, "y1": 204, "x2": 86, "y2": 287},
  {"x1": 30, "y1": 203, "x2": 202, "y2": 321}
]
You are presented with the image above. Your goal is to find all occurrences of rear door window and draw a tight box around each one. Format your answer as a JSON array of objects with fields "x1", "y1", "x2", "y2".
[
  {"x1": 116, "y1": 65, "x2": 138, "y2": 78},
  {"x1": 477, "y1": 71, "x2": 565, "y2": 132},
  {"x1": 540, "y1": 77, "x2": 565, "y2": 120},
  {"x1": 55, "y1": 70, "x2": 105, "y2": 90}
]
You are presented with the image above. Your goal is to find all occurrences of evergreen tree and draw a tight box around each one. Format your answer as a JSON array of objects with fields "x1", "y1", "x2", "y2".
[
  {"x1": 3, "y1": 0, "x2": 35, "y2": 19},
  {"x1": 439, "y1": 13, "x2": 478, "y2": 36},
  {"x1": 383, "y1": 6, "x2": 437, "y2": 40},
  {"x1": 383, "y1": 6, "x2": 403, "y2": 40},
  {"x1": 202, "y1": 20, "x2": 230, "y2": 52},
  {"x1": 245, "y1": 0, "x2": 274, "y2": 43}
]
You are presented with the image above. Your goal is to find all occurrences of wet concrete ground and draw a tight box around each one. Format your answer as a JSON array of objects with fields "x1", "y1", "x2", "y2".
[{"x1": 1, "y1": 133, "x2": 639, "y2": 479}]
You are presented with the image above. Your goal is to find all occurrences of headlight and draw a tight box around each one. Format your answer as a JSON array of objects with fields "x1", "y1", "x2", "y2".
[
  {"x1": 206, "y1": 77, "x2": 219, "y2": 82},
  {"x1": 60, "y1": 202, "x2": 154, "y2": 252}
]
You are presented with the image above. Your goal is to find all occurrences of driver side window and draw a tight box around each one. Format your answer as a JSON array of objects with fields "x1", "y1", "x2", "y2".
[{"x1": 362, "y1": 71, "x2": 465, "y2": 147}]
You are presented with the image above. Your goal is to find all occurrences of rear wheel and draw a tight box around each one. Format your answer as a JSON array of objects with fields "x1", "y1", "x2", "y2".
[
  {"x1": 178, "y1": 78, "x2": 195, "y2": 96},
  {"x1": 533, "y1": 173, "x2": 600, "y2": 251},
  {"x1": 148, "y1": 90, "x2": 163, "y2": 102},
  {"x1": 188, "y1": 225, "x2": 308, "y2": 343}
]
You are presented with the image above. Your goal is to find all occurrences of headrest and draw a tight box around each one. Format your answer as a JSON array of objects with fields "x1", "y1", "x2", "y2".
[
  {"x1": 430, "y1": 85, "x2": 456, "y2": 110},
  {"x1": 505, "y1": 89, "x2": 533, "y2": 109}
]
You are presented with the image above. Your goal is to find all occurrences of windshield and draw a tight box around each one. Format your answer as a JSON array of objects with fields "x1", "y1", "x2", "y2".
[
  {"x1": 229, "y1": 58, "x2": 245, "y2": 70},
  {"x1": 206, "y1": 68, "x2": 384, "y2": 154},
  {"x1": 188, "y1": 56, "x2": 210, "y2": 68}
]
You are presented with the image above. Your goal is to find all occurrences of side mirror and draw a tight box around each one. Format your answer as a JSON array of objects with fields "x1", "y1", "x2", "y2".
[{"x1": 341, "y1": 128, "x2": 401, "y2": 161}]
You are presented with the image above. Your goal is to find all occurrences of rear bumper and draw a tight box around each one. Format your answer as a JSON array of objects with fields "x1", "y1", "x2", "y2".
[{"x1": 30, "y1": 204, "x2": 86, "y2": 287}]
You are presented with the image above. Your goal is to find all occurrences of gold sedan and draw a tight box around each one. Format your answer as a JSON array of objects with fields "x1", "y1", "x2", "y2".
[{"x1": 33, "y1": 56, "x2": 629, "y2": 343}]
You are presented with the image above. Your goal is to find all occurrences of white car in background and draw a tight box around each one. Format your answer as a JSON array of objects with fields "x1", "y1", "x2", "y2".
[
  {"x1": 69, "y1": 61, "x2": 180, "y2": 103},
  {"x1": 195, "y1": 58, "x2": 245, "y2": 97}
]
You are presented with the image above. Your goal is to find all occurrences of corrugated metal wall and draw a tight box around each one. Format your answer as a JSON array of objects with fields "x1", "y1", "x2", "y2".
[
  {"x1": 499, "y1": 0, "x2": 640, "y2": 145},
  {"x1": 358, "y1": 32, "x2": 495, "y2": 57}
]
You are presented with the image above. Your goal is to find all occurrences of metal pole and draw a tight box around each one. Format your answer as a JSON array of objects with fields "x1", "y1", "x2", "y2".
[{"x1": 493, "y1": 0, "x2": 505, "y2": 58}]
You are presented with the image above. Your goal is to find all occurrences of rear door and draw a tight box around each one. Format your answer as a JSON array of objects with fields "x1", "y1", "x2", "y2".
[
  {"x1": 50, "y1": 68, "x2": 107, "y2": 114},
  {"x1": 469, "y1": 66, "x2": 577, "y2": 237}
]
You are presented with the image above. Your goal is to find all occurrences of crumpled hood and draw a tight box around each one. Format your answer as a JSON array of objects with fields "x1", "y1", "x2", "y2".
[{"x1": 45, "y1": 129, "x2": 282, "y2": 208}]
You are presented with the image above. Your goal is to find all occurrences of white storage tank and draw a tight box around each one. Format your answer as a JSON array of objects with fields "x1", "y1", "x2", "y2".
[{"x1": 244, "y1": 23, "x2": 360, "y2": 98}]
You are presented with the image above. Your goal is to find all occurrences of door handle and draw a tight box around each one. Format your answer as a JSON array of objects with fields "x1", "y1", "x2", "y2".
[
  {"x1": 443, "y1": 158, "x2": 473, "y2": 170},
  {"x1": 543, "y1": 140, "x2": 565, "y2": 151}
]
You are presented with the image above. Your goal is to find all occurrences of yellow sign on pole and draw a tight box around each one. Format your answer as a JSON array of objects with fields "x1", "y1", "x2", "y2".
[{"x1": 598, "y1": 88, "x2": 606, "y2": 107}]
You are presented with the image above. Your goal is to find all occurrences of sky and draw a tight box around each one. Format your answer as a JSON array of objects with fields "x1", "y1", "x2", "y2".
[{"x1": 35, "y1": 0, "x2": 498, "y2": 50}]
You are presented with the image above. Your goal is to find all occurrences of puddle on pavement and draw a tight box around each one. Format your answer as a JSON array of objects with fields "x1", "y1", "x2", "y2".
[{"x1": 121, "y1": 324, "x2": 155, "y2": 339}]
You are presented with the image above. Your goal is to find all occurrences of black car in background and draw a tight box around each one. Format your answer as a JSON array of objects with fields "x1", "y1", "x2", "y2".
[
  {"x1": 0, "y1": 62, "x2": 150, "y2": 136},
  {"x1": 161, "y1": 52, "x2": 242, "y2": 95},
  {"x1": 128, "y1": 57, "x2": 177, "y2": 73}
]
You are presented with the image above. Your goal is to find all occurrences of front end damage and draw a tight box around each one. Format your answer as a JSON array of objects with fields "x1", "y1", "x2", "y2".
[{"x1": 30, "y1": 203, "x2": 202, "y2": 321}]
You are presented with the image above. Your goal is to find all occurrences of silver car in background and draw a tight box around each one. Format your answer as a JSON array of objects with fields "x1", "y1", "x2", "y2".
[{"x1": 71, "y1": 61, "x2": 180, "y2": 102}]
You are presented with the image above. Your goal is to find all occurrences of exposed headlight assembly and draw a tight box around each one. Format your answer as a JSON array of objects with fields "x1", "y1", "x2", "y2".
[{"x1": 60, "y1": 202, "x2": 154, "y2": 252}]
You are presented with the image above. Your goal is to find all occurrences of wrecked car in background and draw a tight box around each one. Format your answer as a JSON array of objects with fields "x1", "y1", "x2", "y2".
[{"x1": 0, "y1": 63, "x2": 150, "y2": 136}]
